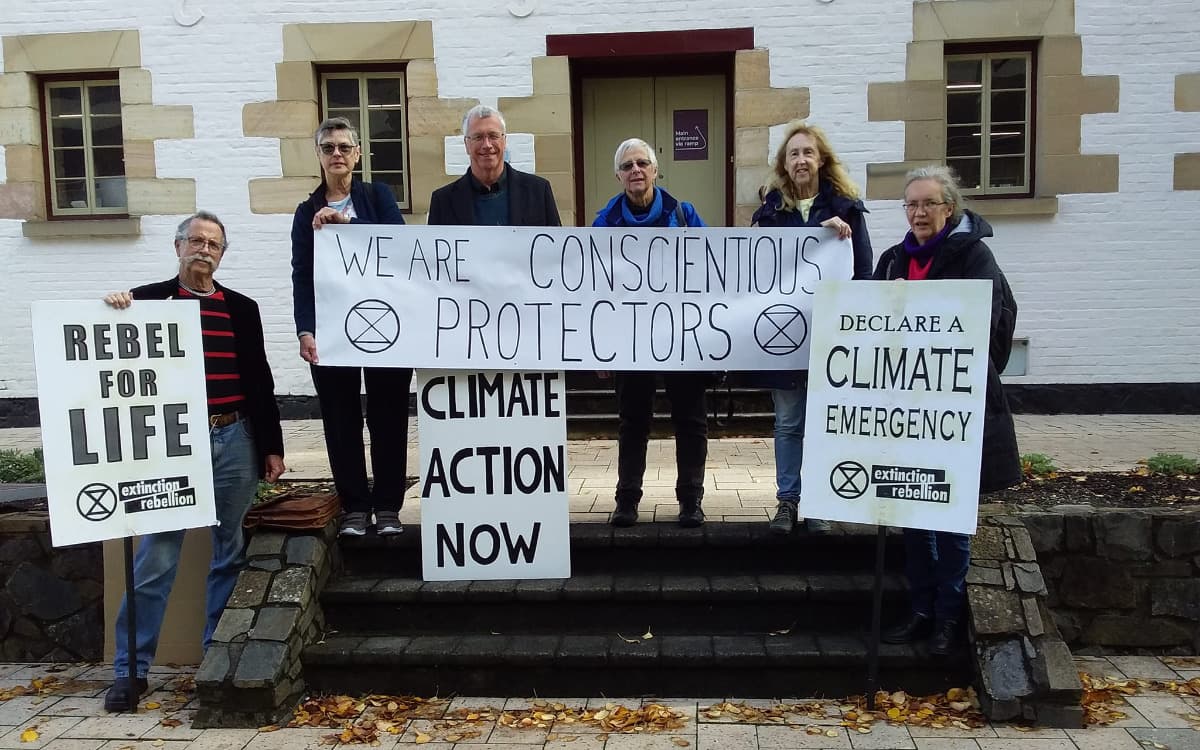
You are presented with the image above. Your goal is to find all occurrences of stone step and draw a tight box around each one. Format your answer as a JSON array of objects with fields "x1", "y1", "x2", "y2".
[
  {"x1": 320, "y1": 572, "x2": 909, "y2": 635},
  {"x1": 338, "y1": 521, "x2": 907, "y2": 577},
  {"x1": 303, "y1": 632, "x2": 968, "y2": 698}
]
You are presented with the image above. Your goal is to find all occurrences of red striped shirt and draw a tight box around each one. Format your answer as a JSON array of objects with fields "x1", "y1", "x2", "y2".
[{"x1": 179, "y1": 286, "x2": 245, "y2": 415}]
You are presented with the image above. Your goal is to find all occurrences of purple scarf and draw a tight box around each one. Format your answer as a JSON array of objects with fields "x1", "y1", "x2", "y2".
[{"x1": 902, "y1": 220, "x2": 954, "y2": 262}]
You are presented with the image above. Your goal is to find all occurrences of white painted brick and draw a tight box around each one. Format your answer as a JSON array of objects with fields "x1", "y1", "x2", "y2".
[{"x1": 0, "y1": 0, "x2": 1197, "y2": 400}]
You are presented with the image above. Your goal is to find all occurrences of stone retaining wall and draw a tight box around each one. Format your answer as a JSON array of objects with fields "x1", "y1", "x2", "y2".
[
  {"x1": 0, "y1": 510, "x2": 104, "y2": 661},
  {"x1": 1020, "y1": 508, "x2": 1200, "y2": 653},
  {"x1": 967, "y1": 516, "x2": 1082, "y2": 726},
  {"x1": 192, "y1": 521, "x2": 338, "y2": 728}
]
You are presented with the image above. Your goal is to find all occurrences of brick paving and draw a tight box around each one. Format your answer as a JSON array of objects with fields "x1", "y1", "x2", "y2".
[
  {"x1": 0, "y1": 657, "x2": 1197, "y2": 749},
  {"x1": 2, "y1": 414, "x2": 1197, "y2": 522}
]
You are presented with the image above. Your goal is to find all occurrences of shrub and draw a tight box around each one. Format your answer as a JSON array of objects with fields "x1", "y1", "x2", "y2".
[
  {"x1": 1141, "y1": 453, "x2": 1199, "y2": 476},
  {"x1": 1020, "y1": 453, "x2": 1058, "y2": 478},
  {"x1": 0, "y1": 448, "x2": 46, "y2": 483}
]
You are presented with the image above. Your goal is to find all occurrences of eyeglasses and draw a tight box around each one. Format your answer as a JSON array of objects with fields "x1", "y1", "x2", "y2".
[
  {"x1": 619, "y1": 158, "x2": 653, "y2": 172},
  {"x1": 466, "y1": 131, "x2": 505, "y2": 144},
  {"x1": 319, "y1": 143, "x2": 356, "y2": 155},
  {"x1": 186, "y1": 236, "x2": 224, "y2": 253},
  {"x1": 902, "y1": 200, "x2": 948, "y2": 213}
]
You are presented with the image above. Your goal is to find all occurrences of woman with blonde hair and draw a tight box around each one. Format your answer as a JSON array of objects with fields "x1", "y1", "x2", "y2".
[{"x1": 751, "y1": 121, "x2": 873, "y2": 535}]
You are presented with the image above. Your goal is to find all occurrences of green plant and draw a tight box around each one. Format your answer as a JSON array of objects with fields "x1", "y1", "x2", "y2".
[
  {"x1": 1020, "y1": 453, "x2": 1058, "y2": 478},
  {"x1": 1141, "y1": 453, "x2": 1199, "y2": 476},
  {"x1": 0, "y1": 448, "x2": 46, "y2": 483}
]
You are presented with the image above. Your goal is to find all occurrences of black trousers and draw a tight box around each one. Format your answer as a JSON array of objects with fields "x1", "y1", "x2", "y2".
[
  {"x1": 614, "y1": 372, "x2": 708, "y2": 505},
  {"x1": 311, "y1": 364, "x2": 413, "y2": 513}
]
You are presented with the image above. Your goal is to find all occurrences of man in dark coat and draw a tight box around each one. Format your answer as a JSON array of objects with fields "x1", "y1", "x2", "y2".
[
  {"x1": 428, "y1": 105, "x2": 561, "y2": 227},
  {"x1": 100, "y1": 211, "x2": 285, "y2": 711}
]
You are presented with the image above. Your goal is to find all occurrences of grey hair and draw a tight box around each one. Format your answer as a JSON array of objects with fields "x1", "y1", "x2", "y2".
[
  {"x1": 904, "y1": 165, "x2": 966, "y2": 222},
  {"x1": 462, "y1": 104, "x2": 506, "y2": 136},
  {"x1": 174, "y1": 211, "x2": 229, "y2": 251},
  {"x1": 313, "y1": 116, "x2": 359, "y2": 148},
  {"x1": 612, "y1": 138, "x2": 658, "y2": 174}
]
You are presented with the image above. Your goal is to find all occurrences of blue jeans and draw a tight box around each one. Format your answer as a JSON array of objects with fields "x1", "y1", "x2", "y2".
[
  {"x1": 903, "y1": 529, "x2": 971, "y2": 623},
  {"x1": 772, "y1": 386, "x2": 807, "y2": 502},
  {"x1": 113, "y1": 419, "x2": 259, "y2": 679}
]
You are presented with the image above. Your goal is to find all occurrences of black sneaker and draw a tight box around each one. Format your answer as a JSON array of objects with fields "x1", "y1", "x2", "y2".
[
  {"x1": 103, "y1": 677, "x2": 148, "y2": 713},
  {"x1": 804, "y1": 518, "x2": 832, "y2": 535},
  {"x1": 610, "y1": 501, "x2": 639, "y2": 527},
  {"x1": 769, "y1": 501, "x2": 797, "y2": 535},
  {"x1": 678, "y1": 500, "x2": 705, "y2": 528}
]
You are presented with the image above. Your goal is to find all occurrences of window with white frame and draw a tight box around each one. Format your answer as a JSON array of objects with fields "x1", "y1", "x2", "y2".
[
  {"x1": 320, "y1": 71, "x2": 411, "y2": 209},
  {"x1": 43, "y1": 78, "x2": 126, "y2": 216},
  {"x1": 945, "y1": 50, "x2": 1033, "y2": 196}
]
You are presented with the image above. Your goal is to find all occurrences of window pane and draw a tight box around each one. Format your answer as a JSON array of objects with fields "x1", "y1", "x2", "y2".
[
  {"x1": 51, "y1": 117, "x2": 84, "y2": 148},
  {"x1": 947, "y1": 93, "x2": 981, "y2": 125},
  {"x1": 372, "y1": 172, "x2": 406, "y2": 204},
  {"x1": 52, "y1": 149, "x2": 87, "y2": 180},
  {"x1": 366, "y1": 77, "x2": 403, "y2": 106},
  {"x1": 948, "y1": 158, "x2": 981, "y2": 191},
  {"x1": 91, "y1": 115, "x2": 123, "y2": 146},
  {"x1": 95, "y1": 177, "x2": 127, "y2": 208},
  {"x1": 990, "y1": 125, "x2": 1026, "y2": 156},
  {"x1": 49, "y1": 87, "x2": 82, "y2": 117},
  {"x1": 92, "y1": 146, "x2": 125, "y2": 177},
  {"x1": 946, "y1": 59, "x2": 982, "y2": 87},
  {"x1": 991, "y1": 91, "x2": 1027, "y2": 123},
  {"x1": 325, "y1": 108, "x2": 360, "y2": 131},
  {"x1": 88, "y1": 84, "x2": 121, "y2": 115},
  {"x1": 990, "y1": 57, "x2": 1027, "y2": 90},
  {"x1": 989, "y1": 156, "x2": 1025, "y2": 188},
  {"x1": 946, "y1": 126, "x2": 981, "y2": 158},
  {"x1": 368, "y1": 109, "x2": 405, "y2": 140},
  {"x1": 368, "y1": 140, "x2": 407, "y2": 169},
  {"x1": 324, "y1": 78, "x2": 359, "y2": 109},
  {"x1": 55, "y1": 179, "x2": 89, "y2": 209}
]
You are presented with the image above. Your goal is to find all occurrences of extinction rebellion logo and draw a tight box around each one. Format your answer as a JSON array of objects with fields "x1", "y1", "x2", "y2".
[
  {"x1": 829, "y1": 462, "x2": 953, "y2": 504},
  {"x1": 119, "y1": 475, "x2": 197, "y2": 514}
]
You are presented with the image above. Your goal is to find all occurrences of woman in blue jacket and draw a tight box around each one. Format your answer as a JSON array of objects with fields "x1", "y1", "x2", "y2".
[
  {"x1": 594, "y1": 138, "x2": 708, "y2": 528},
  {"x1": 290, "y1": 116, "x2": 411, "y2": 538},
  {"x1": 751, "y1": 122, "x2": 873, "y2": 535}
]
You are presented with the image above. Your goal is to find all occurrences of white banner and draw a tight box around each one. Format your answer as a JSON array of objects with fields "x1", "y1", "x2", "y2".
[
  {"x1": 417, "y1": 370, "x2": 570, "y2": 581},
  {"x1": 799, "y1": 281, "x2": 991, "y2": 535},
  {"x1": 31, "y1": 301, "x2": 217, "y2": 547},
  {"x1": 314, "y1": 225, "x2": 852, "y2": 370}
]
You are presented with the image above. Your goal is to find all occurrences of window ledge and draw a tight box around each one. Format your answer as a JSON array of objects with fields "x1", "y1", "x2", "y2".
[
  {"x1": 969, "y1": 197, "x2": 1059, "y2": 217},
  {"x1": 22, "y1": 218, "x2": 142, "y2": 239}
]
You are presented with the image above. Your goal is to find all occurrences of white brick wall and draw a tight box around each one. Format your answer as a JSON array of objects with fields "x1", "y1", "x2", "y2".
[{"x1": 1, "y1": 0, "x2": 1198, "y2": 400}]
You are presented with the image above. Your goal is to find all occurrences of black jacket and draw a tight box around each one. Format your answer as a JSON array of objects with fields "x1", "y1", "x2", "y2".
[
  {"x1": 131, "y1": 278, "x2": 285, "y2": 477},
  {"x1": 428, "y1": 164, "x2": 561, "y2": 226},
  {"x1": 291, "y1": 179, "x2": 405, "y2": 336},
  {"x1": 872, "y1": 210, "x2": 1022, "y2": 493}
]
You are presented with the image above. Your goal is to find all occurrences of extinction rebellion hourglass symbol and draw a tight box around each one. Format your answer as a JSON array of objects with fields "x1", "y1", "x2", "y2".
[{"x1": 345, "y1": 299, "x2": 401, "y2": 353}]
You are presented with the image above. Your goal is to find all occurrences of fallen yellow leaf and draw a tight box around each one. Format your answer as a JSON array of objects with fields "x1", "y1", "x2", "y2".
[
  {"x1": 19, "y1": 728, "x2": 39, "y2": 743},
  {"x1": 414, "y1": 731, "x2": 432, "y2": 744},
  {"x1": 145, "y1": 701, "x2": 162, "y2": 710}
]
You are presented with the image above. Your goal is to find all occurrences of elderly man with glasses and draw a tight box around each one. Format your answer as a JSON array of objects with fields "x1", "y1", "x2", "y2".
[
  {"x1": 100, "y1": 211, "x2": 286, "y2": 712},
  {"x1": 428, "y1": 104, "x2": 561, "y2": 226}
]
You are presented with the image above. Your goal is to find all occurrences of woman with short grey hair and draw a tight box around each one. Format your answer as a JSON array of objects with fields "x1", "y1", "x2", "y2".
[
  {"x1": 290, "y1": 116, "x2": 412, "y2": 538},
  {"x1": 875, "y1": 165, "x2": 1021, "y2": 657}
]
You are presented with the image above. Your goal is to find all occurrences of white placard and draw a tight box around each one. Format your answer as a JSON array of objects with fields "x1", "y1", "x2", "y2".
[
  {"x1": 314, "y1": 224, "x2": 852, "y2": 371},
  {"x1": 417, "y1": 370, "x2": 570, "y2": 580},
  {"x1": 31, "y1": 301, "x2": 217, "y2": 547},
  {"x1": 799, "y1": 281, "x2": 992, "y2": 535}
]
